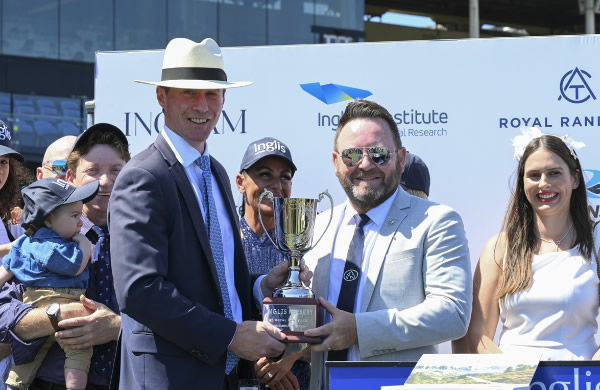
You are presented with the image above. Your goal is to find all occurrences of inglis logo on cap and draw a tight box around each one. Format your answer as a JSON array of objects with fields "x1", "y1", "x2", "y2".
[
  {"x1": 51, "y1": 179, "x2": 73, "y2": 190},
  {"x1": 254, "y1": 140, "x2": 287, "y2": 155},
  {"x1": 0, "y1": 121, "x2": 11, "y2": 142}
]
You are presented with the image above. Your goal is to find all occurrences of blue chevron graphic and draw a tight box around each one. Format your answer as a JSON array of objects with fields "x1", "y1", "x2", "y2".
[
  {"x1": 300, "y1": 82, "x2": 372, "y2": 104},
  {"x1": 585, "y1": 169, "x2": 600, "y2": 199}
]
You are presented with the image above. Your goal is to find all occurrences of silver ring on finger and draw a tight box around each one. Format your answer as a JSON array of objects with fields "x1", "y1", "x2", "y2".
[{"x1": 266, "y1": 371, "x2": 274, "y2": 379}]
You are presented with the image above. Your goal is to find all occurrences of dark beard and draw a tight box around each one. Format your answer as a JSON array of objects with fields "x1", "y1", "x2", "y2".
[
  {"x1": 337, "y1": 159, "x2": 401, "y2": 211},
  {"x1": 342, "y1": 180, "x2": 397, "y2": 211}
]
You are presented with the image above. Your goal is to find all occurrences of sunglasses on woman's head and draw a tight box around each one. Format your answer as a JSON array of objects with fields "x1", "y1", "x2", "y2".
[
  {"x1": 339, "y1": 147, "x2": 393, "y2": 166},
  {"x1": 42, "y1": 160, "x2": 68, "y2": 177}
]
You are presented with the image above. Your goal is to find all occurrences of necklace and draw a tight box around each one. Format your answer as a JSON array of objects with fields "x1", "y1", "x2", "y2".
[{"x1": 535, "y1": 223, "x2": 573, "y2": 249}]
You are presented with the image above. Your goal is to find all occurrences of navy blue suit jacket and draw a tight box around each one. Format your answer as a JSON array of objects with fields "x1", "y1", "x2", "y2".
[{"x1": 109, "y1": 135, "x2": 253, "y2": 389}]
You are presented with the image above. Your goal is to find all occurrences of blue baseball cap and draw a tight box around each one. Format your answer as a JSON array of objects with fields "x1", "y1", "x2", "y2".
[
  {"x1": 0, "y1": 120, "x2": 23, "y2": 162},
  {"x1": 239, "y1": 137, "x2": 296, "y2": 173},
  {"x1": 21, "y1": 178, "x2": 99, "y2": 234}
]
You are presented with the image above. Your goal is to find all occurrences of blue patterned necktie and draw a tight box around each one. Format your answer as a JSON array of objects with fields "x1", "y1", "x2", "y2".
[
  {"x1": 196, "y1": 155, "x2": 239, "y2": 374},
  {"x1": 89, "y1": 225, "x2": 118, "y2": 379}
]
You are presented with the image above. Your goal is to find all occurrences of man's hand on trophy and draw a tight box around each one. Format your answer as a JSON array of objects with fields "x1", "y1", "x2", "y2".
[
  {"x1": 229, "y1": 321, "x2": 286, "y2": 361},
  {"x1": 261, "y1": 259, "x2": 313, "y2": 298},
  {"x1": 303, "y1": 297, "x2": 357, "y2": 352}
]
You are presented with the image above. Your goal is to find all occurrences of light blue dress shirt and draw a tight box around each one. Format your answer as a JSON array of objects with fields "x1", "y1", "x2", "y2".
[
  {"x1": 327, "y1": 187, "x2": 400, "y2": 361},
  {"x1": 161, "y1": 127, "x2": 242, "y2": 323}
]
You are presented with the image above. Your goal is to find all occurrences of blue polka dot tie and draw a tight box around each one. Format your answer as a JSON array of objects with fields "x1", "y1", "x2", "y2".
[
  {"x1": 89, "y1": 225, "x2": 118, "y2": 378},
  {"x1": 196, "y1": 155, "x2": 239, "y2": 374}
]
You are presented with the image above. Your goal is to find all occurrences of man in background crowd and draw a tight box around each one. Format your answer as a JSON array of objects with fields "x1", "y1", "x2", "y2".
[
  {"x1": 36, "y1": 136, "x2": 76, "y2": 180},
  {"x1": 400, "y1": 151, "x2": 430, "y2": 200},
  {"x1": 0, "y1": 123, "x2": 129, "y2": 390}
]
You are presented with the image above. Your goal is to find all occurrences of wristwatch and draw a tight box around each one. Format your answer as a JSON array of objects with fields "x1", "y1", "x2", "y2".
[{"x1": 46, "y1": 303, "x2": 61, "y2": 332}]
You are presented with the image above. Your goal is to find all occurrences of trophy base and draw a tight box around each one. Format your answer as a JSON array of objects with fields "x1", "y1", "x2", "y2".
[
  {"x1": 262, "y1": 297, "x2": 322, "y2": 344},
  {"x1": 282, "y1": 331, "x2": 322, "y2": 344}
]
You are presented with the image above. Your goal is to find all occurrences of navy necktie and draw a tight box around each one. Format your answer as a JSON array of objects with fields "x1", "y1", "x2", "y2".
[
  {"x1": 328, "y1": 213, "x2": 370, "y2": 362},
  {"x1": 89, "y1": 225, "x2": 118, "y2": 379},
  {"x1": 195, "y1": 155, "x2": 239, "y2": 374}
]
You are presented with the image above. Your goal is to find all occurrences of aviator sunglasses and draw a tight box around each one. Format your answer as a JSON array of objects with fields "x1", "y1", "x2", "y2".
[
  {"x1": 42, "y1": 160, "x2": 68, "y2": 177},
  {"x1": 339, "y1": 146, "x2": 393, "y2": 166}
]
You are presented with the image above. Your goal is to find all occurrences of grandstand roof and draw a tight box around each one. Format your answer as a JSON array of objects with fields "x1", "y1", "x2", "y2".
[{"x1": 365, "y1": 0, "x2": 597, "y2": 35}]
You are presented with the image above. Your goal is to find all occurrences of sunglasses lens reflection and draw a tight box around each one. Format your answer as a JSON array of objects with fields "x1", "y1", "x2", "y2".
[
  {"x1": 52, "y1": 160, "x2": 67, "y2": 174},
  {"x1": 369, "y1": 147, "x2": 390, "y2": 165},
  {"x1": 342, "y1": 148, "x2": 364, "y2": 165},
  {"x1": 341, "y1": 147, "x2": 391, "y2": 166}
]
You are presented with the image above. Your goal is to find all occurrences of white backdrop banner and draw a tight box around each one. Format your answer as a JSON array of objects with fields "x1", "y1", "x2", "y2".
[{"x1": 95, "y1": 35, "x2": 600, "y2": 278}]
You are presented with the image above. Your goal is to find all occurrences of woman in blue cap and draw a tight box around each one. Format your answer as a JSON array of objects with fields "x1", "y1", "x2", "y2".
[
  {"x1": 0, "y1": 119, "x2": 32, "y2": 390},
  {"x1": 236, "y1": 137, "x2": 310, "y2": 390},
  {"x1": 0, "y1": 119, "x2": 32, "y2": 255}
]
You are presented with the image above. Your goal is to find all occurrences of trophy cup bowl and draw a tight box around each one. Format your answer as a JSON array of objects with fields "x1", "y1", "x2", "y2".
[{"x1": 259, "y1": 189, "x2": 333, "y2": 343}]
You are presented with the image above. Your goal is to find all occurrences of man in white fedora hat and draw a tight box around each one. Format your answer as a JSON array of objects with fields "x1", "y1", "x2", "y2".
[{"x1": 110, "y1": 38, "x2": 307, "y2": 390}]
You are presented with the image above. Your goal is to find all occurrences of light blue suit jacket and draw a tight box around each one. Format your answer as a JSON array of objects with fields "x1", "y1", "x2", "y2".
[{"x1": 305, "y1": 189, "x2": 472, "y2": 390}]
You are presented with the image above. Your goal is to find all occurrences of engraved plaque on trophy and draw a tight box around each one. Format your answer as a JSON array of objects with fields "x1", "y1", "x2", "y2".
[{"x1": 258, "y1": 189, "x2": 333, "y2": 343}]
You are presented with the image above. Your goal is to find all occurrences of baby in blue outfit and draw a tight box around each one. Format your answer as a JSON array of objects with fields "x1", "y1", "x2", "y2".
[{"x1": 0, "y1": 178, "x2": 98, "y2": 390}]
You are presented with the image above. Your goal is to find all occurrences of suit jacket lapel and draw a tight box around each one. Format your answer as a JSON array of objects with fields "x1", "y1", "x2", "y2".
[
  {"x1": 154, "y1": 136, "x2": 219, "y2": 282},
  {"x1": 361, "y1": 191, "x2": 410, "y2": 312}
]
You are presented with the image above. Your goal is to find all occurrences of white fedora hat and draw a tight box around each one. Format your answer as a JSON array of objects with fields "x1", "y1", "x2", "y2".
[{"x1": 136, "y1": 37, "x2": 252, "y2": 89}]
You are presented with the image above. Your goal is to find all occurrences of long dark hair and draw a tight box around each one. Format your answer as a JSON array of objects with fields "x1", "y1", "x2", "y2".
[
  {"x1": 0, "y1": 157, "x2": 32, "y2": 223},
  {"x1": 497, "y1": 134, "x2": 593, "y2": 299}
]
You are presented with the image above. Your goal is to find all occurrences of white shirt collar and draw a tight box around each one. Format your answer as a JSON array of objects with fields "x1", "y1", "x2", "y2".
[
  {"x1": 80, "y1": 215, "x2": 94, "y2": 235},
  {"x1": 161, "y1": 125, "x2": 209, "y2": 168},
  {"x1": 344, "y1": 187, "x2": 400, "y2": 228}
]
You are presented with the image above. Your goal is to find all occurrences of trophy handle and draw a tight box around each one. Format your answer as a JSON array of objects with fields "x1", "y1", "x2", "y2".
[
  {"x1": 257, "y1": 189, "x2": 282, "y2": 251},
  {"x1": 308, "y1": 190, "x2": 334, "y2": 251}
]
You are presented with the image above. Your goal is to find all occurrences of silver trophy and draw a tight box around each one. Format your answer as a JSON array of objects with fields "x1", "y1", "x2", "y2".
[{"x1": 258, "y1": 189, "x2": 333, "y2": 342}]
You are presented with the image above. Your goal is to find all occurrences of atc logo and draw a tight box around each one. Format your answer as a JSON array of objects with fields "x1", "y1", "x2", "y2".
[
  {"x1": 558, "y1": 67, "x2": 596, "y2": 103},
  {"x1": 300, "y1": 82, "x2": 372, "y2": 104}
]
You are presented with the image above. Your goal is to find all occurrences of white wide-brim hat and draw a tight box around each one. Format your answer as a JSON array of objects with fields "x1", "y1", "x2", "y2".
[{"x1": 136, "y1": 37, "x2": 252, "y2": 89}]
